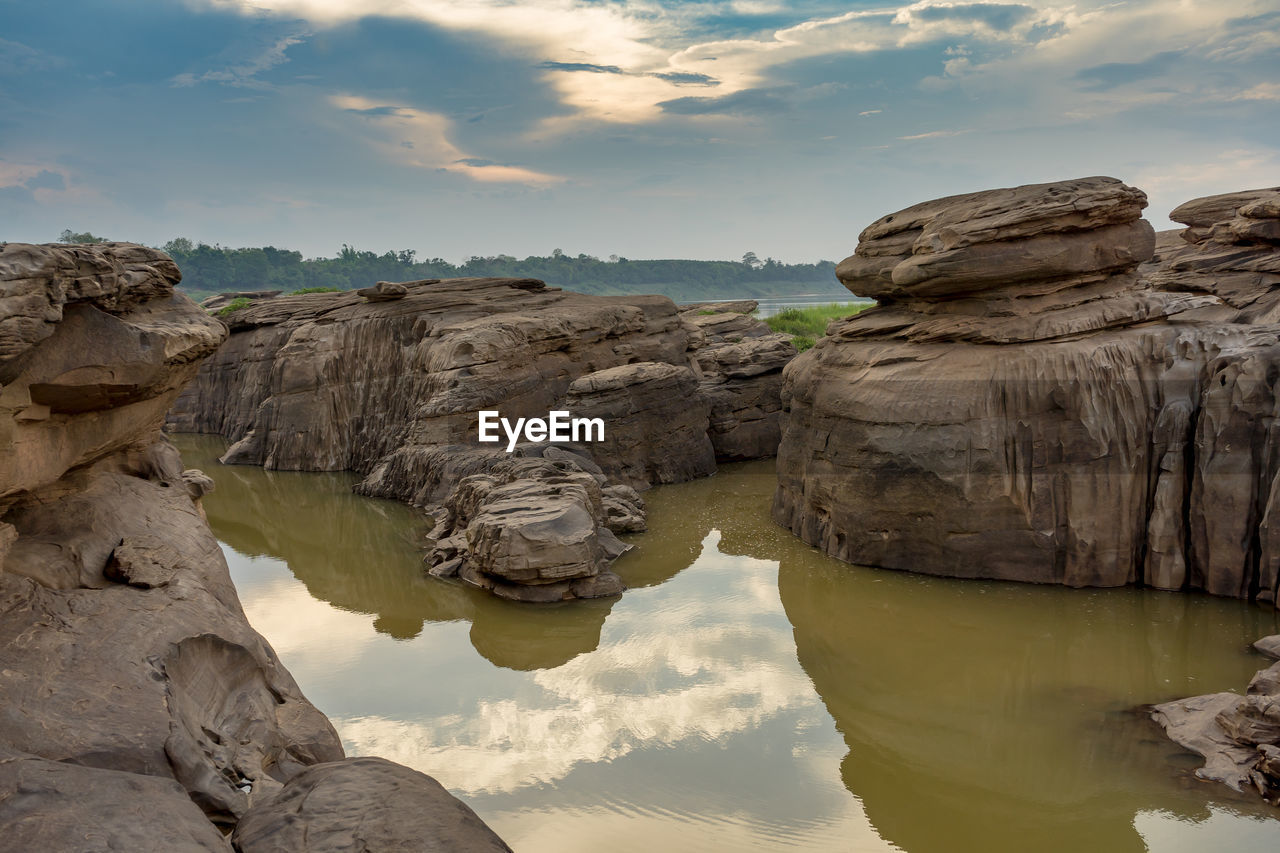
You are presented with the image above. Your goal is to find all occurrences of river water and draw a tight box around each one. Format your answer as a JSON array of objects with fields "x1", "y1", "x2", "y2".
[{"x1": 175, "y1": 434, "x2": 1280, "y2": 852}]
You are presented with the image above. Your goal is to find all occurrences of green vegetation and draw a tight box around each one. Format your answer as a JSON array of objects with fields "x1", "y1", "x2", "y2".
[
  {"x1": 144, "y1": 238, "x2": 843, "y2": 304},
  {"x1": 215, "y1": 297, "x2": 252, "y2": 316},
  {"x1": 59, "y1": 229, "x2": 108, "y2": 244},
  {"x1": 290, "y1": 286, "x2": 341, "y2": 294},
  {"x1": 765, "y1": 303, "x2": 868, "y2": 351}
]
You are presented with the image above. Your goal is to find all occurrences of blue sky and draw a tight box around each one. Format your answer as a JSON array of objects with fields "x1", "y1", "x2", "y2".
[{"x1": 1, "y1": 0, "x2": 1277, "y2": 261}]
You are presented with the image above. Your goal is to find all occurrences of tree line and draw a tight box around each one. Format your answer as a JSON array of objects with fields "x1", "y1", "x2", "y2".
[{"x1": 57, "y1": 231, "x2": 842, "y2": 303}]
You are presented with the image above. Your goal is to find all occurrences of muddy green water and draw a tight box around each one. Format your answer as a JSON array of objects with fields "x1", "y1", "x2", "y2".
[{"x1": 175, "y1": 434, "x2": 1280, "y2": 853}]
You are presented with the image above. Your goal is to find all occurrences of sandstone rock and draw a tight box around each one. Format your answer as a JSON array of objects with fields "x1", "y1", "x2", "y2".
[
  {"x1": 357, "y1": 280, "x2": 414, "y2": 301},
  {"x1": 1152, "y1": 693, "x2": 1257, "y2": 792},
  {"x1": 774, "y1": 178, "x2": 1280, "y2": 600},
  {"x1": 0, "y1": 244, "x2": 511, "y2": 847},
  {"x1": 1146, "y1": 186, "x2": 1280, "y2": 322},
  {"x1": 1256, "y1": 635, "x2": 1280, "y2": 660},
  {"x1": 231, "y1": 757, "x2": 512, "y2": 853},
  {"x1": 105, "y1": 533, "x2": 184, "y2": 588},
  {"x1": 0, "y1": 748, "x2": 232, "y2": 852},
  {"x1": 200, "y1": 290, "x2": 281, "y2": 311},
  {"x1": 426, "y1": 454, "x2": 634, "y2": 602},
  {"x1": 565, "y1": 361, "x2": 716, "y2": 490},
  {"x1": 1, "y1": 244, "x2": 224, "y2": 501}
]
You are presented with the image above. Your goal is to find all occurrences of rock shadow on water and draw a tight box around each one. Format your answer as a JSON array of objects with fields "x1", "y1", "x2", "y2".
[
  {"x1": 174, "y1": 434, "x2": 616, "y2": 671},
  {"x1": 775, "y1": 553, "x2": 1280, "y2": 853}
]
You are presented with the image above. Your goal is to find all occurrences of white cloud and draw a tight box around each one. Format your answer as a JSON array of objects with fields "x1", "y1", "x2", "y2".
[
  {"x1": 172, "y1": 31, "x2": 308, "y2": 88},
  {"x1": 330, "y1": 94, "x2": 564, "y2": 185},
  {"x1": 333, "y1": 531, "x2": 820, "y2": 796}
]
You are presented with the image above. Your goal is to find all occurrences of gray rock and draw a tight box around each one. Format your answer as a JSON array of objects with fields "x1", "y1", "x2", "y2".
[
  {"x1": 232, "y1": 757, "x2": 512, "y2": 853},
  {"x1": 0, "y1": 749, "x2": 232, "y2": 852},
  {"x1": 1256, "y1": 635, "x2": 1280, "y2": 660}
]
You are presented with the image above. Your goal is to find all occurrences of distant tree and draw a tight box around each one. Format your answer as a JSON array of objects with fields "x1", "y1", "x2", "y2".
[
  {"x1": 741, "y1": 251, "x2": 761, "y2": 269},
  {"x1": 59, "y1": 229, "x2": 107, "y2": 244},
  {"x1": 163, "y1": 237, "x2": 194, "y2": 255}
]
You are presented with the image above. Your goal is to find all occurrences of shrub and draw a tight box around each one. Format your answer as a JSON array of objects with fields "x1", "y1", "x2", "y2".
[{"x1": 214, "y1": 297, "x2": 252, "y2": 316}]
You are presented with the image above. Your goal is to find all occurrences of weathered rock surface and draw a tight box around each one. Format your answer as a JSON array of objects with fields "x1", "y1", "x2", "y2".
[
  {"x1": 425, "y1": 450, "x2": 638, "y2": 602},
  {"x1": 232, "y1": 757, "x2": 513, "y2": 852},
  {"x1": 0, "y1": 748, "x2": 232, "y2": 852},
  {"x1": 0, "y1": 244, "x2": 509, "y2": 848},
  {"x1": 1145, "y1": 187, "x2": 1280, "y2": 322},
  {"x1": 171, "y1": 278, "x2": 796, "y2": 599},
  {"x1": 681, "y1": 300, "x2": 797, "y2": 460},
  {"x1": 774, "y1": 177, "x2": 1280, "y2": 602},
  {"x1": 565, "y1": 361, "x2": 716, "y2": 490},
  {"x1": 200, "y1": 290, "x2": 282, "y2": 311},
  {"x1": 1153, "y1": 639, "x2": 1280, "y2": 803}
]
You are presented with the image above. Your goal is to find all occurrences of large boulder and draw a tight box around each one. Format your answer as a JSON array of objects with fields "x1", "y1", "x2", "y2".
[
  {"x1": 773, "y1": 177, "x2": 1280, "y2": 600},
  {"x1": 232, "y1": 757, "x2": 513, "y2": 852},
  {"x1": 425, "y1": 453, "x2": 637, "y2": 602}
]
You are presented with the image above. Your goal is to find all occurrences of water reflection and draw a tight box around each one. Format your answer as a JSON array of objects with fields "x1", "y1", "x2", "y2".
[
  {"x1": 174, "y1": 434, "x2": 1280, "y2": 852},
  {"x1": 178, "y1": 435, "x2": 614, "y2": 670},
  {"x1": 777, "y1": 543, "x2": 1280, "y2": 852}
]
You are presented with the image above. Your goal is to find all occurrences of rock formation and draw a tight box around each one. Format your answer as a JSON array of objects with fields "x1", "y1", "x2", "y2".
[
  {"x1": 0, "y1": 244, "x2": 510, "y2": 847},
  {"x1": 171, "y1": 281, "x2": 796, "y2": 600},
  {"x1": 1153, "y1": 634, "x2": 1280, "y2": 803},
  {"x1": 774, "y1": 177, "x2": 1280, "y2": 604},
  {"x1": 425, "y1": 451, "x2": 639, "y2": 602}
]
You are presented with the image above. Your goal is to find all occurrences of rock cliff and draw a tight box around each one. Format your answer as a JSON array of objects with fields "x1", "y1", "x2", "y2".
[
  {"x1": 774, "y1": 177, "x2": 1280, "y2": 603},
  {"x1": 171, "y1": 282, "x2": 795, "y2": 599},
  {"x1": 0, "y1": 244, "x2": 510, "y2": 849}
]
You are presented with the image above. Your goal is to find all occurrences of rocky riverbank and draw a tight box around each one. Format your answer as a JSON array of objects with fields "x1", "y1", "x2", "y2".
[
  {"x1": 171, "y1": 282, "x2": 797, "y2": 601},
  {"x1": 0, "y1": 243, "x2": 512, "y2": 850}
]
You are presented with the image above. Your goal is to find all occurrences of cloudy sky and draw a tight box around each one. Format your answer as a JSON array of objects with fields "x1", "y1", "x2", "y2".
[{"x1": 2, "y1": 0, "x2": 1277, "y2": 261}]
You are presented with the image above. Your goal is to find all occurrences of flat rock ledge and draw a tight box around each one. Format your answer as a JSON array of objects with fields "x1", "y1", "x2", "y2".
[
  {"x1": 1, "y1": 243, "x2": 511, "y2": 849},
  {"x1": 1153, "y1": 634, "x2": 1280, "y2": 804}
]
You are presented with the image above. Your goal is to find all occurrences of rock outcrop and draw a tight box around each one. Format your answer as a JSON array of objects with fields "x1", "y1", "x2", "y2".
[
  {"x1": 774, "y1": 177, "x2": 1280, "y2": 603},
  {"x1": 172, "y1": 280, "x2": 796, "y2": 599},
  {"x1": 681, "y1": 301, "x2": 796, "y2": 460},
  {"x1": 1153, "y1": 634, "x2": 1280, "y2": 803},
  {"x1": 425, "y1": 451, "x2": 638, "y2": 602},
  {"x1": 232, "y1": 757, "x2": 512, "y2": 852},
  {"x1": 0, "y1": 244, "x2": 510, "y2": 847}
]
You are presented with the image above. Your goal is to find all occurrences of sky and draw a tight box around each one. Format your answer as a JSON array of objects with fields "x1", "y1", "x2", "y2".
[{"x1": 1, "y1": 0, "x2": 1277, "y2": 262}]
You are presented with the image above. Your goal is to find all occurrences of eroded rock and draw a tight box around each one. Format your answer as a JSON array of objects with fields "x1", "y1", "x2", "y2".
[
  {"x1": 773, "y1": 178, "x2": 1280, "y2": 601},
  {"x1": 231, "y1": 757, "x2": 513, "y2": 853}
]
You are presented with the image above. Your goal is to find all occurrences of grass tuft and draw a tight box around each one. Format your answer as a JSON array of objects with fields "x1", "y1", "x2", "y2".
[
  {"x1": 764, "y1": 303, "x2": 866, "y2": 351},
  {"x1": 214, "y1": 297, "x2": 252, "y2": 316}
]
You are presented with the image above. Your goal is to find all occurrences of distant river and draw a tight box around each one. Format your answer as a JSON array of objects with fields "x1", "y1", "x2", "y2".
[
  {"x1": 175, "y1": 435, "x2": 1280, "y2": 853},
  {"x1": 750, "y1": 294, "x2": 871, "y2": 318}
]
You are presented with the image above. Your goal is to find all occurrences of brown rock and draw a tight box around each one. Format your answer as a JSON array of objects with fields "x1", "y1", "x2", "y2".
[
  {"x1": 775, "y1": 178, "x2": 1280, "y2": 600},
  {"x1": 232, "y1": 757, "x2": 512, "y2": 853},
  {"x1": 0, "y1": 749, "x2": 232, "y2": 852},
  {"x1": 566, "y1": 361, "x2": 716, "y2": 490}
]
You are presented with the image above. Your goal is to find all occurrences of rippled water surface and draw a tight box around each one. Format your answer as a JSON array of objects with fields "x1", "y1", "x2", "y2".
[{"x1": 175, "y1": 434, "x2": 1280, "y2": 852}]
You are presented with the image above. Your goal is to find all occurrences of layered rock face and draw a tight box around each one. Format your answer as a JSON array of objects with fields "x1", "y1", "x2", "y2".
[
  {"x1": 0, "y1": 244, "x2": 509, "y2": 848},
  {"x1": 172, "y1": 282, "x2": 796, "y2": 599},
  {"x1": 1146, "y1": 187, "x2": 1280, "y2": 321},
  {"x1": 773, "y1": 177, "x2": 1280, "y2": 601}
]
